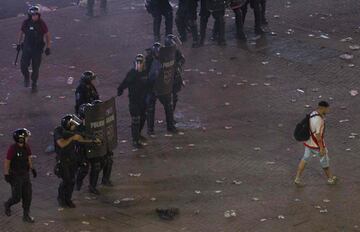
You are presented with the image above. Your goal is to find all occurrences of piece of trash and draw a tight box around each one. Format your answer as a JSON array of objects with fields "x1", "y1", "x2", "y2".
[
  {"x1": 82, "y1": 221, "x2": 90, "y2": 225},
  {"x1": 339, "y1": 119, "x2": 350, "y2": 123},
  {"x1": 346, "y1": 148, "x2": 351, "y2": 151},
  {"x1": 270, "y1": 32, "x2": 277, "y2": 36},
  {"x1": 233, "y1": 180, "x2": 242, "y2": 185},
  {"x1": 225, "y1": 126, "x2": 232, "y2": 130},
  {"x1": 314, "y1": 205, "x2": 321, "y2": 209},
  {"x1": 252, "y1": 197, "x2": 260, "y2": 201},
  {"x1": 340, "y1": 54, "x2": 354, "y2": 60},
  {"x1": 266, "y1": 161, "x2": 275, "y2": 165},
  {"x1": 273, "y1": 15, "x2": 280, "y2": 18},
  {"x1": 211, "y1": 59, "x2": 218, "y2": 63},
  {"x1": 55, "y1": 36, "x2": 62, "y2": 40},
  {"x1": 294, "y1": 198, "x2": 301, "y2": 202},
  {"x1": 349, "y1": 64, "x2": 355, "y2": 67},
  {"x1": 319, "y1": 35, "x2": 330, "y2": 39},
  {"x1": 121, "y1": 140, "x2": 128, "y2": 143},
  {"x1": 46, "y1": 172, "x2": 52, "y2": 176},
  {"x1": 286, "y1": 29, "x2": 295, "y2": 35},
  {"x1": 320, "y1": 209, "x2": 328, "y2": 214},
  {"x1": 264, "y1": 83, "x2": 271, "y2": 86},
  {"x1": 121, "y1": 197, "x2": 135, "y2": 202},
  {"x1": 67, "y1": 76, "x2": 74, "y2": 85},
  {"x1": 178, "y1": 131, "x2": 185, "y2": 135},
  {"x1": 164, "y1": 133, "x2": 173, "y2": 137},
  {"x1": 349, "y1": 45, "x2": 360, "y2": 50},
  {"x1": 156, "y1": 208, "x2": 179, "y2": 220},
  {"x1": 194, "y1": 190, "x2": 201, "y2": 194},
  {"x1": 260, "y1": 218, "x2": 267, "y2": 222},
  {"x1": 188, "y1": 144, "x2": 195, "y2": 147},
  {"x1": 113, "y1": 200, "x2": 121, "y2": 204},
  {"x1": 150, "y1": 197, "x2": 157, "y2": 201},
  {"x1": 224, "y1": 102, "x2": 231, "y2": 106},
  {"x1": 175, "y1": 146, "x2": 183, "y2": 150},
  {"x1": 297, "y1": 89, "x2": 305, "y2": 94},
  {"x1": 340, "y1": 37, "x2": 353, "y2": 42},
  {"x1": 323, "y1": 199, "x2": 330, "y2": 203},
  {"x1": 58, "y1": 208, "x2": 64, "y2": 211},
  {"x1": 305, "y1": 105, "x2": 311, "y2": 108},
  {"x1": 254, "y1": 147, "x2": 261, "y2": 151},
  {"x1": 45, "y1": 95, "x2": 52, "y2": 99},
  {"x1": 128, "y1": 173, "x2": 141, "y2": 177},
  {"x1": 214, "y1": 190, "x2": 222, "y2": 194},
  {"x1": 262, "y1": 61, "x2": 269, "y2": 65},
  {"x1": 308, "y1": 34, "x2": 315, "y2": 37},
  {"x1": 350, "y1": 90, "x2": 358, "y2": 96},
  {"x1": 250, "y1": 83, "x2": 258, "y2": 86},
  {"x1": 278, "y1": 215, "x2": 285, "y2": 220},
  {"x1": 224, "y1": 210, "x2": 236, "y2": 218}
]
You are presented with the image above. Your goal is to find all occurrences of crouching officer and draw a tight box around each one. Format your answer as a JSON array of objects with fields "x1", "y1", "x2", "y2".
[
  {"x1": 4, "y1": 128, "x2": 36, "y2": 223},
  {"x1": 54, "y1": 114, "x2": 99, "y2": 207},
  {"x1": 118, "y1": 54, "x2": 149, "y2": 148},
  {"x1": 75, "y1": 71, "x2": 100, "y2": 114},
  {"x1": 17, "y1": 6, "x2": 51, "y2": 93}
]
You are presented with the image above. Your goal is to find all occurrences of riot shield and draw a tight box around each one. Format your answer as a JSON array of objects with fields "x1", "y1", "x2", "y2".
[
  {"x1": 84, "y1": 98, "x2": 118, "y2": 159},
  {"x1": 154, "y1": 46, "x2": 176, "y2": 96}
]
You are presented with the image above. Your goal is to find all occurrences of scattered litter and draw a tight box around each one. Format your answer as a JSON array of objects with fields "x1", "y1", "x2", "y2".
[
  {"x1": 188, "y1": 144, "x2": 195, "y2": 147},
  {"x1": 254, "y1": 147, "x2": 261, "y2": 151},
  {"x1": 339, "y1": 119, "x2": 350, "y2": 123},
  {"x1": 349, "y1": 45, "x2": 360, "y2": 50},
  {"x1": 262, "y1": 61, "x2": 269, "y2": 65},
  {"x1": 346, "y1": 148, "x2": 351, "y2": 151},
  {"x1": 150, "y1": 197, "x2": 157, "y2": 201},
  {"x1": 113, "y1": 200, "x2": 121, "y2": 204},
  {"x1": 350, "y1": 90, "x2": 358, "y2": 96},
  {"x1": 266, "y1": 161, "x2": 276, "y2": 165},
  {"x1": 252, "y1": 197, "x2": 260, "y2": 201},
  {"x1": 297, "y1": 89, "x2": 305, "y2": 94},
  {"x1": 233, "y1": 180, "x2": 242, "y2": 185},
  {"x1": 175, "y1": 146, "x2": 183, "y2": 150},
  {"x1": 128, "y1": 173, "x2": 141, "y2": 177},
  {"x1": 270, "y1": 32, "x2": 277, "y2": 36},
  {"x1": 67, "y1": 76, "x2": 74, "y2": 85},
  {"x1": 214, "y1": 190, "x2": 222, "y2": 194},
  {"x1": 211, "y1": 59, "x2": 218, "y2": 63},
  {"x1": 278, "y1": 215, "x2": 285, "y2": 220},
  {"x1": 340, "y1": 37, "x2": 353, "y2": 42},
  {"x1": 164, "y1": 133, "x2": 173, "y2": 137},
  {"x1": 294, "y1": 198, "x2": 301, "y2": 202},
  {"x1": 178, "y1": 132, "x2": 185, "y2": 135},
  {"x1": 58, "y1": 208, "x2": 64, "y2": 211},
  {"x1": 340, "y1": 53, "x2": 354, "y2": 60},
  {"x1": 81, "y1": 221, "x2": 90, "y2": 225},
  {"x1": 250, "y1": 83, "x2": 258, "y2": 86},
  {"x1": 319, "y1": 34, "x2": 330, "y2": 39},
  {"x1": 314, "y1": 205, "x2": 321, "y2": 209},
  {"x1": 264, "y1": 83, "x2": 271, "y2": 86},
  {"x1": 194, "y1": 190, "x2": 201, "y2": 194},
  {"x1": 224, "y1": 102, "x2": 231, "y2": 106},
  {"x1": 121, "y1": 197, "x2": 135, "y2": 202},
  {"x1": 320, "y1": 209, "x2": 328, "y2": 214},
  {"x1": 224, "y1": 210, "x2": 237, "y2": 218},
  {"x1": 323, "y1": 199, "x2": 330, "y2": 203},
  {"x1": 349, "y1": 64, "x2": 355, "y2": 67},
  {"x1": 225, "y1": 126, "x2": 232, "y2": 130},
  {"x1": 260, "y1": 218, "x2": 267, "y2": 222},
  {"x1": 286, "y1": 29, "x2": 294, "y2": 35}
]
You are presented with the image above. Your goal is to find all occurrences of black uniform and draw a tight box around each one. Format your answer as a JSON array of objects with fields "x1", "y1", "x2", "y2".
[
  {"x1": 146, "y1": 0, "x2": 173, "y2": 42},
  {"x1": 54, "y1": 126, "x2": 78, "y2": 207},
  {"x1": 87, "y1": 0, "x2": 107, "y2": 16},
  {"x1": 200, "y1": 0, "x2": 226, "y2": 45},
  {"x1": 173, "y1": 49, "x2": 185, "y2": 112},
  {"x1": 118, "y1": 69, "x2": 149, "y2": 143},
  {"x1": 74, "y1": 124, "x2": 89, "y2": 191},
  {"x1": 4, "y1": 144, "x2": 33, "y2": 219},
  {"x1": 146, "y1": 49, "x2": 177, "y2": 134},
  {"x1": 20, "y1": 17, "x2": 48, "y2": 90},
  {"x1": 175, "y1": 0, "x2": 199, "y2": 46},
  {"x1": 260, "y1": 0, "x2": 268, "y2": 25},
  {"x1": 241, "y1": 0, "x2": 264, "y2": 35},
  {"x1": 101, "y1": 149, "x2": 113, "y2": 186},
  {"x1": 75, "y1": 81, "x2": 99, "y2": 114}
]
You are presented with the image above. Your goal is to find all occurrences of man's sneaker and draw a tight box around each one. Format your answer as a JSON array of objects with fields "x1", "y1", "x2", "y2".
[
  {"x1": 66, "y1": 200, "x2": 76, "y2": 208},
  {"x1": 4, "y1": 202, "x2": 11, "y2": 216},
  {"x1": 294, "y1": 178, "x2": 305, "y2": 187},
  {"x1": 327, "y1": 176, "x2": 338, "y2": 185},
  {"x1": 23, "y1": 214, "x2": 35, "y2": 223}
]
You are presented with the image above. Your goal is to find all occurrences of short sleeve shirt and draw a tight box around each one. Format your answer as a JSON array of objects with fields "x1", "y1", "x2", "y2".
[{"x1": 305, "y1": 111, "x2": 325, "y2": 149}]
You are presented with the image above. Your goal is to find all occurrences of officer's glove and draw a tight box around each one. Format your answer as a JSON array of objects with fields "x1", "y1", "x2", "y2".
[
  {"x1": 45, "y1": 48, "x2": 51, "y2": 56},
  {"x1": 31, "y1": 168, "x2": 37, "y2": 178},
  {"x1": 117, "y1": 88, "x2": 123, "y2": 96},
  {"x1": 16, "y1": 44, "x2": 22, "y2": 52},
  {"x1": 4, "y1": 174, "x2": 12, "y2": 183}
]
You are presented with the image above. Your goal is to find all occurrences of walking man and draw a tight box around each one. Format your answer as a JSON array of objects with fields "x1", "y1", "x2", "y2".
[
  {"x1": 294, "y1": 101, "x2": 337, "y2": 186},
  {"x1": 17, "y1": 6, "x2": 51, "y2": 93}
]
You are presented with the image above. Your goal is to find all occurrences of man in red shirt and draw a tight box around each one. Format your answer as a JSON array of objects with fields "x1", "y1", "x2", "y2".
[
  {"x1": 4, "y1": 128, "x2": 37, "y2": 223},
  {"x1": 16, "y1": 6, "x2": 51, "y2": 93}
]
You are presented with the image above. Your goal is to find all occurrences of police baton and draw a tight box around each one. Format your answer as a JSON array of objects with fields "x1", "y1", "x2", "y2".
[{"x1": 14, "y1": 49, "x2": 20, "y2": 66}]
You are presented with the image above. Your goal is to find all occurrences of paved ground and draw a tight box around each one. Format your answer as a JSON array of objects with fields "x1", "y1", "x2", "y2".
[{"x1": 1, "y1": 0, "x2": 360, "y2": 231}]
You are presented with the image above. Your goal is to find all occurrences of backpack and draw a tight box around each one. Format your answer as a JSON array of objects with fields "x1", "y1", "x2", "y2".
[{"x1": 293, "y1": 114, "x2": 319, "y2": 142}]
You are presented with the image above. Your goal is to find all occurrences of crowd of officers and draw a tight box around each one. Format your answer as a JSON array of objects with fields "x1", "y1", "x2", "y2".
[
  {"x1": 146, "y1": 0, "x2": 268, "y2": 47},
  {"x1": 5, "y1": 25, "x2": 184, "y2": 222}
]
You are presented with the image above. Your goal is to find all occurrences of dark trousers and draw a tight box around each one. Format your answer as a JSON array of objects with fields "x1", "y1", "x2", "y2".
[
  {"x1": 20, "y1": 50, "x2": 42, "y2": 87},
  {"x1": 101, "y1": 152, "x2": 113, "y2": 184},
  {"x1": 175, "y1": 11, "x2": 198, "y2": 43},
  {"x1": 58, "y1": 161, "x2": 77, "y2": 204},
  {"x1": 87, "y1": 0, "x2": 107, "y2": 14},
  {"x1": 241, "y1": 0, "x2": 262, "y2": 30},
  {"x1": 212, "y1": 7, "x2": 244, "y2": 40},
  {"x1": 200, "y1": 10, "x2": 225, "y2": 44},
  {"x1": 147, "y1": 93, "x2": 175, "y2": 133},
  {"x1": 89, "y1": 158, "x2": 103, "y2": 189},
  {"x1": 76, "y1": 159, "x2": 89, "y2": 190},
  {"x1": 6, "y1": 175, "x2": 32, "y2": 214},
  {"x1": 260, "y1": 0, "x2": 267, "y2": 23},
  {"x1": 130, "y1": 103, "x2": 147, "y2": 142},
  {"x1": 151, "y1": 6, "x2": 173, "y2": 42}
]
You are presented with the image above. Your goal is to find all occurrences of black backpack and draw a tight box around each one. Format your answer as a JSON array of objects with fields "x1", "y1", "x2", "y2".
[{"x1": 294, "y1": 114, "x2": 319, "y2": 142}]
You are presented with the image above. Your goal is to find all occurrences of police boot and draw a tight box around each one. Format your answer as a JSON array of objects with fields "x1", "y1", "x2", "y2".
[
  {"x1": 66, "y1": 200, "x2": 76, "y2": 208},
  {"x1": 31, "y1": 83, "x2": 38, "y2": 93},
  {"x1": 147, "y1": 114, "x2": 155, "y2": 136},
  {"x1": 4, "y1": 202, "x2": 11, "y2": 216},
  {"x1": 23, "y1": 211, "x2": 35, "y2": 223},
  {"x1": 199, "y1": 18, "x2": 208, "y2": 46},
  {"x1": 88, "y1": 185, "x2": 100, "y2": 195}
]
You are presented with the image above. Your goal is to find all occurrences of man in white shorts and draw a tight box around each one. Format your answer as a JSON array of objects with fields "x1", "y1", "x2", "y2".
[{"x1": 294, "y1": 101, "x2": 337, "y2": 186}]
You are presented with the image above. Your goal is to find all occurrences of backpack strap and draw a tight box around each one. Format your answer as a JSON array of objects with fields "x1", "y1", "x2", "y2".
[{"x1": 309, "y1": 113, "x2": 323, "y2": 148}]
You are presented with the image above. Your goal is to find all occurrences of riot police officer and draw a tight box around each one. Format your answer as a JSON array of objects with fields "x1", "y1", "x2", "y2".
[
  {"x1": 17, "y1": 6, "x2": 51, "y2": 93},
  {"x1": 75, "y1": 71, "x2": 100, "y2": 114},
  {"x1": 175, "y1": 0, "x2": 200, "y2": 47},
  {"x1": 199, "y1": 0, "x2": 227, "y2": 46},
  {"x1": 4, "y1": 128, "x2": 36, "y2": 223},
  {"x1": 118, "y1": 54, "x2": 149, "y2": 148},
  {"x1": 145, "y1": 0, "x2": 173, "y2": 42},
  {"x1": 54, "y1": 114, "x2": 97, "y2": 207},
  {"x1": 87, "y1": 0, "x2": 107, "y2": 17},
  {"x1": 241, "y1": 0, "x2": 264, "y2": 35},
  {"x1": 147, "y1": 37, "x2": 177, "y2": 135},
  {"x1": 260, "y1": 0, "x2": 268, "y2": 25}
]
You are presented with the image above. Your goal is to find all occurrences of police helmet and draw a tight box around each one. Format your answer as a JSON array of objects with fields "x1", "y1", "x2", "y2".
[
  {"x1": 134, "y1": 54, "x2": 145, "y2": 71},
  {"x1": 91, "y1": 99, "x2": 103, "y2": 105},
  {"x1": 13, "y1": 128, "x2": 31, "y2": 144},
  {"x1": 165, "y1": 34, "x2": 177, "y2": 47},
  {"x1": 78, "y1": 103, "x2": 92, "y2": 120},
  {"x1": 152, "y1": 42, "x2": 161, "y2": 57},
  {"x1": 28, "y1": 6, "x2": 40, "y2": 16},
  {"x1": 80, "y1": 71, "x2": 96, "y2": 84},
  {"x1": 61, "y1": 114, "x2": 81, "y2": 130}
]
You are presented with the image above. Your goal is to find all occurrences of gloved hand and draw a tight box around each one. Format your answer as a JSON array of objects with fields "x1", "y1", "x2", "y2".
[
  {"x1": 16, "y1": 44, "x2": 22, "y2": 52},
  {"x1": 45, "y1": 48, "x2": 51, "y2": 56},
  {"x1": 117, "y1": 88, "x2": 123, "y2": 96},
  {"x1": 31, "y1": 168, "x2": 37, "y2": 178},
  {"x1": 4, "y1": 175, "x2": 12, "y2": 183}
]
